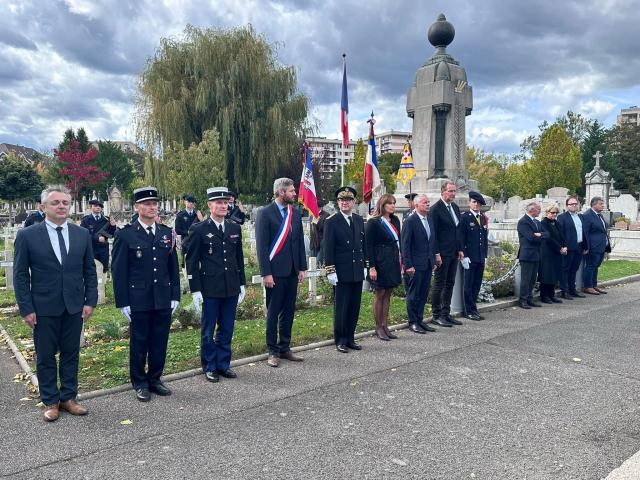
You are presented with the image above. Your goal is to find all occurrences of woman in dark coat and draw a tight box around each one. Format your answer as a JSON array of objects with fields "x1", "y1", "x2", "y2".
[
  {"x1": 365, "y1": 194, "x2": 402, "y2": 341},
  {"x1": 540, "y1": 204, "x2": 568, "y2": 303}
]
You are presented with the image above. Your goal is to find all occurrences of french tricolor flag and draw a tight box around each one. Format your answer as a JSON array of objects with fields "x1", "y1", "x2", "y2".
[
  {"x1": 298, "y1": 142, "x2": 320, "y2": 219},
  {"x1": 341, "y1": 54, "x2": 349, "y2": 147},
  {"x1": 363, "y1": 112, "x2": 381, "y2": 204}
]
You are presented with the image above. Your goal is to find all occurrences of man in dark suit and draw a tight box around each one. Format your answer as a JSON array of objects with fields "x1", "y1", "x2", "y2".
[
  {"x1": 186, "y1": 187, "x2": 246, "y2": 383},
  {"x1": 581, "y1": 196, "x2": 611, "y2": 295},
  {"x1": 175, "y1": 194, "x2": 203, "y2": 265},
  {"x1": 556, "y1": 197, "x2": 587, "y2": 299},
  {"x1": 80, "y1": 199, "x2": 117, "y2": 272},
  {"x1": 430, "y1": 180, "x2": 463, "y2": 327},
  {"x1": 517, "y1": 202, "x2": 545, "y2": 309},
  {"x1": 401, "y1": 194, "x2": 438, "y2": 334},
  {"x1": 324, "y1": 187, "x2": 367, "y2": 352},
  {"x1": 458, "y1": 191, "x2": 488, "y2": 320},
  {"x1": 402, "y1": 192, "x2": 417, "y2": 221},
  {"x1": 255, "y1": 177, "x2": 307, "y2": 367},
  {"x1": 13, "y1": 186, "x2": 98, "y2": 422},
  {"x1": 23, "y1": 197, "x2": 46, "y2": 227},
  {"x1": 111, "y1": 187, "x2": 181, "y2": 402}
]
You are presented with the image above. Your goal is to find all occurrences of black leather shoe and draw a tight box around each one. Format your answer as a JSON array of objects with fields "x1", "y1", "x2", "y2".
[
  {"x1": 519, "y1": 302, "x2": 532, "y2": 309},
  {"x1": 409, "y1": 324, "x2": 427, "y2": 334},
  {"x1": 560, "y1": 292, "x2": 574, "y2": 300},
  {"x1": 346, "y1": 342, "x2": 362, "y2": 350},
  {"x1": 571, "y1": 292, "x2": 586, "y2": 298},
  {"x1": 205, "y1": 371, "x2": 220, "y2": 383},
  {"x1": 418, "y1": 322, "x2": 436, "y2": 332},
  {"x1": 135, "y1": 388, "x2": 151, "y2": 402},
  {"x1": 432, "y1": 317, "x2": 453, "y2": 327},
  {"x1": 472, "y1": 312, "x2": 485, "y2": 320},
  {"x1": 445, "y1": 316, "x2": 463, "y2": 326},
  {"x1": 149, "y1": 381, "x2": 172, "y2": 396},
  {"x1": 550, "y1": 297, "x2": 562, "y2": 303},
  {"x1": 540, "y1": 297, "x2": 553, "y2": 304},
  {"x1": 216, "y1": 368, "x2": 237, "y2": 379},
  {"x1": 336, "y1": 344, "x2": 349, "y2": 353},
  {"x1": 464, "y1": 313, "x2": 481, "y2": 321},
  {"x1": 527, "y1": 301, "x2": 542, "y2": 307}
]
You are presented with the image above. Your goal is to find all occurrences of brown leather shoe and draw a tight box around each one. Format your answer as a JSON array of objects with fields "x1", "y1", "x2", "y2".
[
  {"x1": 59, "y1": 399, "x2": 88, "y2": 416},
  {"x1": 267, "y1": 354, "x2": 280, "y2": 368},
  {"x1": 583, "y1": 288, "x2": 600, "y2": 295},
  {"x1": 594, "y1": 287, "x2": 608, "y2": 294},
  {"x1": 280, "y1": 351, "x2": 303, "y2": 362},
  {"x1": 43, "y1": 404, "x2": 60, "y2": 422}
]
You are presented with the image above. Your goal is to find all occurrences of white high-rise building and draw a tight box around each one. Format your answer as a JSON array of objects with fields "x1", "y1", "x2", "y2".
[
  {"x1": 306, "y1": 137, "x2": 356, "y2": 177},
  {"x1": 375, "y1": 130, "x2": 411, "y2": 156},
  {"x1": 617, "y1": 106, "x2": 640, "y2": 127}
]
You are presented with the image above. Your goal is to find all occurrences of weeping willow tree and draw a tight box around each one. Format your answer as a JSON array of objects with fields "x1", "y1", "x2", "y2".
[{"x1": 135, "y1": 25, "x2": 310, "y2": 196}]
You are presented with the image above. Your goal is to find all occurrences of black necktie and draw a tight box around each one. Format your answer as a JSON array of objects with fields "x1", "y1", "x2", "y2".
[
  {"x1": 147, "y1": 226, "x2": 153, "y2": 237},
  {"x1": 55, "y1": 226, "x2": 67, "y2": 265},
  {"x1": 218, "y1": 224, "x2": 223, "y2": 234}
]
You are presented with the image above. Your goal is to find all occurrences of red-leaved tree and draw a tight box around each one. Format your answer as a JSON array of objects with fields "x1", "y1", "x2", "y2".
[{"x1": 55, "y1": 139, "x2": 108, "y2": 199}]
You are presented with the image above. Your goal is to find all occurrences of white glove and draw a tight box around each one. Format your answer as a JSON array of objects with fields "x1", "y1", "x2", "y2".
[
  {"x1": 364, "y1": 268, "x2": 368, "y2": 278},
  {"x1": 327, "y1": 272, "x2": 338, "y2": 286},
  {"x1": 171, "y1": 300, "x2": 179, "y2": 315},
  {"x1": 192, "y1": 292, "x2": 203, "y2": 313},
  {"x1": 120, "y1": 306, "x2": 132, "y2": 323},
  {"x1": 461, "y1": 257, "x2": 471, "y2": 270},
  {"x1": 238, "y1": 285, "x2": 246, "y2": 305}
]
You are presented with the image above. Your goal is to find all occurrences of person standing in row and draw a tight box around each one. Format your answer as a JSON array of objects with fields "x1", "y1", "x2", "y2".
[
  {"x1": 175, "y1": 194, "x2": 203, "y2": 265},
  {"x1": 23, "y1": 197, "x2": 46, "y2": 227},
  {"x1": 365, "y1": 194, "x2": 402, "y2": 341},
  {"x1": 556, "y1": 197, "x2": 587, "y2": 299},
  {"x1": 582, "y1": 196, "x2": 611, "y2": 295},
  {"x1": 539, "y1": 204, "x2": 567, "y2": 304},
  {"x1": 458, "y1": 191, "x2": 488, "y2": 321},
  {"x1": 186, "y1": 187, "x2": 246, "y2": 383},
  {"x1": 401, "y1": 194, "x2": 438, "y2": 334},
  {"x1": 80, "y1": 199, "x2": 117, "y2": 273},
  {"x1": 430, "y1": 181, "x2": 463, "y2": 327},
  {"x1": 226, "y1": 191, "x2": 247, "y2": 225},
  {"x1": 324, "y1": 187, "x2": 367, "y2": 353},
  {"x1": 402, "y1": 192, "x2": 417, "y2": 221},
  {"x1": 517, "y1": 202, "x2": 545, "y2": 309},
  {"x1": 255, "y1": 178, "x2": 307, "y2": 368},
  {"x1": 13, "y1": 186, "x2": 97, "y2": 422},
  {"x1": 112, "y1": 187, "x2": 180, "y2": 402}
]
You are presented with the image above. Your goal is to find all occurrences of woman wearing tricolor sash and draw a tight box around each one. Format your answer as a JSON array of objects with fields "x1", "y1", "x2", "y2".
[{"x1": 365, "y1": 194, "x2": 402, "y2": 341}]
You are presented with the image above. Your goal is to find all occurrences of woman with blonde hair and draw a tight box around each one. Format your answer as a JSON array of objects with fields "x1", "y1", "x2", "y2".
[
  {"x1": 365, "y1": 194, "x2": 402, "y2": 340},
  {"x1": 539, "y1": 203, "x2": 567, "y2": 303}
]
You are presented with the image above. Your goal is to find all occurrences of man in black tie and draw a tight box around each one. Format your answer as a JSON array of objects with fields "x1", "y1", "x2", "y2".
[
  {"x1": 13, "y1": 186, "x2": 98, "y2": 422},
  {"x1": 401, "y1": 194, "x2": 438, "y2": 333},
  {"x1": 80, "y1": 199, "x2": 117, "y2": 272},
  {"x1": 255, "y1": 178, "x2": 307, "y2": 367},
  {"x1": 430, "y1": 180, "x2": 464, "y2": 327},
  {"x1": 517, "y1": 202, "x2": 546, "y2": 309},
  {"x1": 23, "y1": 197, "x2": 46, "y2": 227},
  {"x1": 581, "y1": 196, "x2": 611, "y2": 295}
]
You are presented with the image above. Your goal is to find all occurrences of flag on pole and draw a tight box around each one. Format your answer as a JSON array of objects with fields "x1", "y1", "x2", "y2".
[
  {"x1": 363, "y1": 112, "x2": 381, "y2": 204},
  {"x1": 396, "y1": 141, "x2": 416, "y2": 185},
  {"x1": 340, "y1": 54, "x2": 349, "y2": 147},
  {"x1": 298, "y1": 142, "x2": 320, "y2": 219}
]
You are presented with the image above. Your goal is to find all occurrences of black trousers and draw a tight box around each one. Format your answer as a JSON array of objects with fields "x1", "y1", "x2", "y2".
[
  {"x1": 265, "y1": 273, "x2": 299, "y2": 355},
  {"x1": 540, "y1": 283, "x2": 557, "y2": 299},
  {"x1": 519, "y1": 260, "x2": 539, "y2": 302},
  {"x1": 431, "y1": 255, "x2": 458, "y2": 317},
  {"x1": 33, "y1": 310, "x2": 83, "y2": 406},
  {"x1": 560, "y1": 250, "x2": 582, "y2": 294},
  {"x1": 94, "y1": 250, "x2": 109, "y2": 273},
  {"x1": 405, "y1": 269, "x2": 432, "y2": 325},
  {"x1": 333, "y1": 281, "x2": 363, "y2": 345},
  {"x1": 463, "y1": 261, "x2": 485, "y2": 314},
  {"x1": 129, "y1": 309, "x2": 172, "y2": 389}
]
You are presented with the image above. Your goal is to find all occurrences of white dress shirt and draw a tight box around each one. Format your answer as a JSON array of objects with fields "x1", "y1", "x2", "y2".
[
  {"x1": 45, "y1": 219, "x2": 69, "y2": 264},
  {"x1": 138, "y1": 218, "x2": 156, "y2": 236}
]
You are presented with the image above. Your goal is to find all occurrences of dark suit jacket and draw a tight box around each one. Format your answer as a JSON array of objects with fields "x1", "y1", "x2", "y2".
[
  {"x1": 401, "y1": 212, "x2": 436, "y2": 271},
  {"x1": 581, "y1": 209, "x2": 610, "y2": 254},
  {"x1": 23, "y1": 211, "x2": 45, "y2": 228},
  {"x1": 323, "y1": 212, "x2": 366, "y2": 282},
  {"x1": 430, "y1": 199, "x2": 461, "y2": 257},
  {"x1": 517, "y1": 214, "x2": 545, "y2": 262},
  {"x1": 365, "y1": 215, "x2": 402, "y2": 288},
  {"x1": 80, "y1": 214, "x2": 116, "y2": 254},
  {"x1": 255, "y1": 202, "x2": 307, "y2": 277},
  {"x1": 556, "y1": 212, "x2": 586, "y2": 252},
  {"x1": 457, "y1": 211, "x2": 489, "y2": 262},
  {"x1": 13, "y1": 222, "x2": 98, "y2": 317}
]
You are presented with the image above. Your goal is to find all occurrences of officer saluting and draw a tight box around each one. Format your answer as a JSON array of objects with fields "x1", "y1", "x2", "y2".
[
  {"x1": 186, "y1": 187, "x2": 246, "y2": 383},
  {"x1": 80, "y1": 199, "x2": 117, "y2": 272},
  {"x1": 325, "y1": 187, "x2": 367, "y2": 353},
  {"x1": 175, "y1": 194, "x2": 203, "y2": 264},
  {"x1": 111, "y1": 187, "x2": 180, "y2": 402},
  {"x1": 457, "y1": 191, "x2": 488, "y2": 321}
]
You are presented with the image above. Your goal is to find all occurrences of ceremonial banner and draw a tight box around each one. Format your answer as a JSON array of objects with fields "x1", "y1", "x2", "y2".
[
  {"x1": 298, "y1": 142, "x2": 320, "y2": 219},
  {"x1": 396, "y1": 142, "x2": 416, "y2": 186},
  {"x1": 341, "y1": 56, "x2": 349, "y2": 147}
]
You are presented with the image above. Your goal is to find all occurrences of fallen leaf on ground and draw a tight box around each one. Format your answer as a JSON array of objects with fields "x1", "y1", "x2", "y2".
[
  {"x1": 19, "y1": 397, "x2": 31, "y2": 401},
  {"x1": 572, "y1": 357, "x2": 582, "y2": 363},
  {"x1": 120, "y1": 419, "x2": 133, "y2": 425}
]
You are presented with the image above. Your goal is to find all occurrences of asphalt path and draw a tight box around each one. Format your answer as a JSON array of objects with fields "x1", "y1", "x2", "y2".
[{"x1": 2, "y1": 283, "x2": 640, "y2": 479}]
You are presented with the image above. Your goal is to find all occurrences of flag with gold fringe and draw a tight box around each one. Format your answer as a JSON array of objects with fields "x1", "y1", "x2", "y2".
[{"x1": 396, "y1": 142, "x2": 416, "y2": 186}]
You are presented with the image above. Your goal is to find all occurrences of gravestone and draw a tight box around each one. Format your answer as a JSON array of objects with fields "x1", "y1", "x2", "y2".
[
  {"x1": 613, "y1": 193, "x2": 638, "y2": 221},
  {"x1": 546, "y1": 187, "x2": 569, "y2": 210},
  {"x1": 504, "y1": 196, "x2": 522, "y2": 220},
  {"x1": 585, "y1": 151, "x2": 613, "y2": 209}
]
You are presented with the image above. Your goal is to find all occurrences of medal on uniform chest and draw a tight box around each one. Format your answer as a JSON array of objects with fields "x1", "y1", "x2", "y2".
[
  {"x1": 136, "y1": 247, "x2": 142, "y2": 259},
  {"x1": 206, "y1": 232, "x2": 214, "y2": 254}
]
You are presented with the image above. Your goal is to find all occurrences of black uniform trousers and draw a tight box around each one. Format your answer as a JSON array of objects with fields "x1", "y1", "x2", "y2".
[
  {"x1": 560, "y1": 250, "x2": 582, "y2": 294},
  {"x1": 94, "y1": 248, "x2": 109, "y2": 273},
  {"x1": 265, "y1": 272, "x2": 298, "y2": 355},
  {"x1": 431, "y1": 255, "x2": 458, "y2": 318},
  {"x1": 33, "y1": 310, "x2": 83, "y2": 406},
  {"x1": 463, "y1": 261, "x2": 485, "y2": 314},
  {"x1": 405, "y1": 269, "x2": 432, "y2": 325},
  {"x1": 519, "y1": 260, "x2": 539, "y2": 302},
  {"x1": 129, "y1": 309, "x2": 172, "y2": 389},
  {"x1": 333, "y1": 281, "x2": 363, "y2": 345}
]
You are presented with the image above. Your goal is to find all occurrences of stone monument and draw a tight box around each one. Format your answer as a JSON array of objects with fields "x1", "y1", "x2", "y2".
[
  {"x1": 396, "y1": 13, "x2": 483, "y2": 208},
  {"x1": 584, "y1": 151, "x2": 614, "y2": 210}
]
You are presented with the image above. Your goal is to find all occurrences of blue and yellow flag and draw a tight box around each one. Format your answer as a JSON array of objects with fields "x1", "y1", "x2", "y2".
[{"x1": 396, "y1": 142, "x2": 416, "y2": 185}]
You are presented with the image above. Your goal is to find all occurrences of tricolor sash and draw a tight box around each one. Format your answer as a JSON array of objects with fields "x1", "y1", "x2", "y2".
[
  {"x1": 269, "y1": 204, "x2": 293, "y2": 261},
  {"x1": 380, "y1": 217, "x2": 399, "y2": 247}
]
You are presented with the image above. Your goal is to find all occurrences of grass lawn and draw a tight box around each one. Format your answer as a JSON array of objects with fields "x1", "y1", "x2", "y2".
[{"x1": 597, "y1": 259, "x2": 640, "y2": 282}]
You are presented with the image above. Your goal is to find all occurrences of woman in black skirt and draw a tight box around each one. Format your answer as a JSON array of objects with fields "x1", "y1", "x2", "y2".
[
  {"x1": 365, "y1": 194, "x2": 402, "y2": 340},
  {"x1": 540, "y1": 204, "x2": 567, "y2": 303}
]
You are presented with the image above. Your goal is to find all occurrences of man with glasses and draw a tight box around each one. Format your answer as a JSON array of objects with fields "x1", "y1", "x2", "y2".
[{"x1": 557, "y1": 197, "x2": 587, "y2": 299}]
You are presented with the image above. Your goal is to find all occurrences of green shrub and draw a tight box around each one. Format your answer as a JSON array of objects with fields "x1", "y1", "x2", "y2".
[{"x1": 483, "y1": 254, "x2": 516, "y2": 298}]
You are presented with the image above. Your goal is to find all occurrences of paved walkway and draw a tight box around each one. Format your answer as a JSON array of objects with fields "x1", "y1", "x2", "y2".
[{"x1": 2, "y1": 283, "x2": 640, "y2": 479}]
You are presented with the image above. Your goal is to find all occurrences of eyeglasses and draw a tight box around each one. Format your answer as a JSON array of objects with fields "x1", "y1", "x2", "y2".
[
  {"x1": 549, "y1": 212, "x2": 559, "y2": 214},
  {"x1": 567, "y1": 203, "x2": 578, "y2": 206}
]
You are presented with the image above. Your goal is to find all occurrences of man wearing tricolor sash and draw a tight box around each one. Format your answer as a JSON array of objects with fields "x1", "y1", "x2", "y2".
[{"x1": 255, "y1": 178, "x2": 307, "y2": 368}]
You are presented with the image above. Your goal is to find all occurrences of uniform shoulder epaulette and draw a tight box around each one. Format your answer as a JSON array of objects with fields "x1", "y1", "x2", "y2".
[{"x1": 327, "y1": 213, "x2": 337, "y2": 219}]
